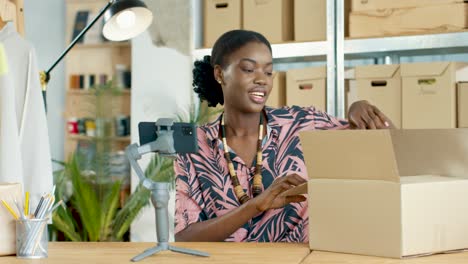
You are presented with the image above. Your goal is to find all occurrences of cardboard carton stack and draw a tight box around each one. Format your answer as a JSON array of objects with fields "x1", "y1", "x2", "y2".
[
  {"x1": 347, "y1": 62, "x2": 468, "y2": 129},
  {"x1": 349, "y1": 0, "x2": 468, "y2": 38},
  {"x1": 203, "y1": 1, "x2": 352, "y2": 47}
]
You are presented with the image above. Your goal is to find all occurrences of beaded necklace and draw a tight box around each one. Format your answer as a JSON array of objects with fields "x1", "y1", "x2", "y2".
[{"x1": 221, "y1": 112, "x2": 264, "y2": 204}]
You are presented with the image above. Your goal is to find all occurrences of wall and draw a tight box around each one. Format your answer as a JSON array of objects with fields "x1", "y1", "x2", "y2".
[
  {"x1": 24, "y1": 0, "x2": 65, "y2": 168},
  {"x1": 130, "y1": 17, "x2": 194, "y2": 243}
]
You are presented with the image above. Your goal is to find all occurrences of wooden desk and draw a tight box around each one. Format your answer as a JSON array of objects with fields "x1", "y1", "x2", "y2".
[
  {"x1": 0, "y1": 242, "x2": 310, "y2": 264},
  {"x1": 301, "y1": 250, "x2": 468, "y2": 264}
]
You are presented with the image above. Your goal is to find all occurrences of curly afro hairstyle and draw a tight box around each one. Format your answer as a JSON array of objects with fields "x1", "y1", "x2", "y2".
[{"x1": 193, "y1": 30, "x2": 272, "y2": 107}]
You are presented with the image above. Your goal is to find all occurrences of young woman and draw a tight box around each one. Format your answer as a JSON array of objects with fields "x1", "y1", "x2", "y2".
[{"x1": 174, "y1": 30, "x2": 393, "y2": 242}]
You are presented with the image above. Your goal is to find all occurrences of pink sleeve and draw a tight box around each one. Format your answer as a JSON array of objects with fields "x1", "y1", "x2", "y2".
[
  {"x1": 174, "y1": 155, "x2": 203, "y2": 234},
  {"x1": 305, "y1": 106, "x2": 349, "y2": 130}
]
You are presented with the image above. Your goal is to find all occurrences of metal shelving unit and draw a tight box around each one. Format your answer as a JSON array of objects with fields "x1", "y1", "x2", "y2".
[
  {"x1": 193, "y1": 41, "x2": 329, "y2": 61},
  {"x1": 193, "y1": 0, "x2": 468, "y2": 118},
  {"x1": 345, "y1": 32, "x2": 468, "y2": 59}
]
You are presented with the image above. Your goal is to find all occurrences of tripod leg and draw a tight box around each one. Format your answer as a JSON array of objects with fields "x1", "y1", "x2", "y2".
[
  {"x1": 131, "y1": 245, "x2": 164, "y2": 262},
  {"x1": 169, "y1": 245, "x2": 210, "y2": 257}
]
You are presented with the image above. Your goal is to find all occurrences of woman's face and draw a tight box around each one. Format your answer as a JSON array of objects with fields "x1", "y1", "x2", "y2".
[{"x1": 217, "y1": 41, "x2": 273, "y2": 114}]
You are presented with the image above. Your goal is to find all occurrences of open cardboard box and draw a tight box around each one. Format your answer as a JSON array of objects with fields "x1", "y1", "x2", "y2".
[{"x1": 286, "y1": 129, "x2": 468, "y2": 258}]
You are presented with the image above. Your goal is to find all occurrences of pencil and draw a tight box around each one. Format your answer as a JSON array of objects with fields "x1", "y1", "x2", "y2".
[
  {"x1": 1, "y1": 200, "x2": 19, "y2": 220},
  {"x1": 25, "y1": 192, "x2": 29, "y2": 216},
  {"x1": 34, "y1": 196, "x2": 45, "y2": 218}
]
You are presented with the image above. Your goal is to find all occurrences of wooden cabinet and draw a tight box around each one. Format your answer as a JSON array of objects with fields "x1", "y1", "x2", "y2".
[{"x1": 64, "y1": 0, "x2": 132, "y2": 160}]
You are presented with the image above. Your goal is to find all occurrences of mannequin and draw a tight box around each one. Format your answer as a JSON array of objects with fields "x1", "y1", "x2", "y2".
[{"x1": 0, "y1": 3, "x2": 53, "y2": 208}]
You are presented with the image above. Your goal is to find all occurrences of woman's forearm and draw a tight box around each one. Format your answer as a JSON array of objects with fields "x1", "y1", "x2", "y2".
[{"x1": 175, "y1": 200, "x2": 260, "y2": 242}]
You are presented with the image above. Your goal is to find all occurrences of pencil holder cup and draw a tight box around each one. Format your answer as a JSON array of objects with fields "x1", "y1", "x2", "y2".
[{"x1": 16, "y1": 218, "x2": 48, "y2": 259}]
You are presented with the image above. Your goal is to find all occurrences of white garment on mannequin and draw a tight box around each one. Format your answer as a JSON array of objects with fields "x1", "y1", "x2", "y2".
[
  {"x1": 0, "y1": 22, "x2": 52, "y2": 208},
  {"x1": 0, "y1": 43, "x2": 23, "y2": 188}
]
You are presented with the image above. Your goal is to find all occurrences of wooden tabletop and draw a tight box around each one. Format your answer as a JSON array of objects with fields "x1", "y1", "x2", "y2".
[
  {"x1": 302, "y1": 250, "x2": 468, "y2": 264},
  {"x1": 0, "y1": 242, "x2": 311, "y2": 264}
]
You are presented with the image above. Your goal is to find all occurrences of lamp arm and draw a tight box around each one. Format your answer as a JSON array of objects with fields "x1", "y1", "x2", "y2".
[{"x1": 44, "y1": 0, "x2": 116, "y2": 81}]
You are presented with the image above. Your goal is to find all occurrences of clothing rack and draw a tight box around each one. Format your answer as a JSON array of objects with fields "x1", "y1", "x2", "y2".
[
  {"x1": 0, "y1": 0, "x2": 24, "y2": 36},
  {"x1": 10, "y1": 0, "x2": 23, "y2": 36}
]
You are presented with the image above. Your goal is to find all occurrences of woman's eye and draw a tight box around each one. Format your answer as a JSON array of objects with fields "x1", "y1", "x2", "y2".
[
  {"x1": 265, "y1": 72, "x2": 273, "y2": 76},
  {"x1": 242, "y1": 68, "x2": 254, "y2": 73}
]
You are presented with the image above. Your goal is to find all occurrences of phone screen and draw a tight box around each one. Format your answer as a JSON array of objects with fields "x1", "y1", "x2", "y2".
[{"x1": 138, "y1": 122, "x2": 198, "y2": 153}]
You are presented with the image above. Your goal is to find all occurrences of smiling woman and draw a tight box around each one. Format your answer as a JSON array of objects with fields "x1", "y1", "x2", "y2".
[{"x1": 175, "y1": 30, "x2": 393, "y2": 243}]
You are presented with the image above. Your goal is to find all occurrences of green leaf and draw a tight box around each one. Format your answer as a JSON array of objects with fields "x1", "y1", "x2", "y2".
[
  {"x1": 52, "y1": 207, "x2": 82, "y2": 241},
  {"x1": 68, "y1": 155, "x2": 102, "y2": 241},
  {"x1": 100, "y1": 181, "x2": 121, "y2": 240}
]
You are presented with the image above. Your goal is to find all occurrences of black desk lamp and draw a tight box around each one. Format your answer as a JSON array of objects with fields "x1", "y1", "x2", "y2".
[{"x1": 39, "y1": 0, "x2": 153, "y2": 109}]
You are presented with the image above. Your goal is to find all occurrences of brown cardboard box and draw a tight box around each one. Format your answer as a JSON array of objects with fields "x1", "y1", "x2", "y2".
[
  {"x1": 351, "y1": 0, "x2": 462, "y2": 12},
  {"x1": 267, "y1": 72, "x2": 286, "y2": 108},
  {"x1": 349, "y1": 3, "x2": 468, "y2": 38},
  {"x1": 204, "y1": 0, "x2": 242, "y2": 48},
  {"x1": 458, "y1": 82, "x2": 468, "y2": 127},
  {"x1": 295, "y1": 129, "x2": 468, "y2": 258},
  {"x1": 295, "y1": 0, "x2": 351, "y2": 41},
  {"x1": 401, "y1": 62, "x2": 468, "y2": 129},
  {"x1": 0, "y1": 183, "x2": 22, "y2": 256},
  {"x1": 243, "y1": 0, "x2": 293, "y2": 43},
  {"x1": 286, "y1": 66, "x2": 326, "y2": 111},
  {"x1": 344, "y1": 68, "x2": 356, "y2": 118},
  {"x1": 294, "y1": 0, "x2": 326, "y2": 41},
  {"x1": 353, "y1": 65, "x2": 401, "y2": 128}
]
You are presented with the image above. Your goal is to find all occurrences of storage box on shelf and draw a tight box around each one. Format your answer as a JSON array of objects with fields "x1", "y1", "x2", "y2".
[
  {"x1": 351, "y1": 64, "x2": 402, "y2": 128},
  {"x1": 401, "y1": 62, "x2": 468, "y2": 129},
  {"x1": 349, "y1": 2, "x2": 468, "y2": 38},
  {"x1": 267, "y1": 72, "x2": 286, "y2": 108},
  {"x1": 203, "y1": 0, "x2": 242, "y2": 48},
  {"x1": 294, "y1": 0, "x2": 350, "y2": 42},
  {"x1": 350, "y1": 0, "x2": 462, "y2": 12},
  {"x1": 294, "y1": 0, "x2": 327, "y2": 42},
  {"x1": 457, "y1": 82, "x2": 468, "y2": 128},
  {"x1": 243, "y1": 0, "x2": 293, "y2": 43},
  {"x1": 286, "y1": 66, "x2": 327, "y2": 111}
]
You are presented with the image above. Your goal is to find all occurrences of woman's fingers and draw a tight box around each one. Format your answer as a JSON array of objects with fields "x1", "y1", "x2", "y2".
[
  {"x1": 349, "y1": 114, "x2": 365, "y2": 129},
  {"x1": 368, "y1": 110, "x2": 386, "y2": 129},
  {"x1": 284, "y1": 195, "x2": 307, "y2": 204},
  {"x1": 374, "y1": 107, "x2": 394, "y2": 128},
  {"x1": 364, "y1": 114, "x2": 377, "y2": 129}
]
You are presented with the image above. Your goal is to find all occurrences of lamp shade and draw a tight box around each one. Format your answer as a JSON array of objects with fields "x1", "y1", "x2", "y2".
[{"x1": 102, "y1": 0, "x2": 153, "y2": 41}]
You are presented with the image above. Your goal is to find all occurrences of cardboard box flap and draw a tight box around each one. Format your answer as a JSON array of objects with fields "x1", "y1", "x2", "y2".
[
  {"x1": 299, "y1": 130, "x2": 400, "y2": 182},
  {"x1": 355, "y1": 64, "x2": 400, "y2": 79},
  {"x1": 288, "y1": 66, "x2": 327, "y2": 82},
  {"x1": 401, "y1": 62, "x2": 451, "y2": 77},
  {"x1": 390, "y1": 129, "x2": 468, "y2": 178}
]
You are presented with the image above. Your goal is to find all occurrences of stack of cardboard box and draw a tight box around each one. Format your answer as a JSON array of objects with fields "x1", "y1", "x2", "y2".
[
  {"x1": 349, "y1": 0, "x2": 468, "y2": 38},
  {"x1": 348, "y1": 62, "x2": 468, "y2": 129},
  {"x1": 203, "y1": 0, "x2": 294, "y2": 47},
  {"x1": 203, "y1": 0, "x2": 350, "y2": 48}
]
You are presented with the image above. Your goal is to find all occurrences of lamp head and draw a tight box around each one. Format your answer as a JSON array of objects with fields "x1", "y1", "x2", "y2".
[{"x1": 103, "y1": 0, "x2": 153, "y2": 41}]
